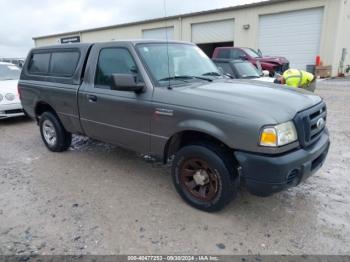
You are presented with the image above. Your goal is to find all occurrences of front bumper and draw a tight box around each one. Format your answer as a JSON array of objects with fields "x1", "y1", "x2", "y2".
[
  {"x1": 234, "y1": 130, "x2": 330, "y2": 196},
  {"x1": 0, "y1": 103, "x2": 25, "y2": 119}
]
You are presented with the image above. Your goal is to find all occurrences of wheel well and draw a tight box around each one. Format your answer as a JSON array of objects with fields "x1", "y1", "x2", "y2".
[
  {"x1": 163, "y1": 130, "x2": 234, "y2": 164},
  {"x1": 35, "y1": 102, "x2": 56, "y2": 121}
]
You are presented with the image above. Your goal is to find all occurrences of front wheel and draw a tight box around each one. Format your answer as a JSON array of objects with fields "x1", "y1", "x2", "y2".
[
  {"x1": 172, "y1": 144, "x2": 239, "y2": 212},
  {"x1": 39, "y1": 112, "x2": 72, "y2": 152}
]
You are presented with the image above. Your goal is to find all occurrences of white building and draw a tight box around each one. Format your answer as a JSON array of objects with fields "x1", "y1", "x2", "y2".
[{"x1": 33, "y1": 0, "x2": 350, "y2": 76}]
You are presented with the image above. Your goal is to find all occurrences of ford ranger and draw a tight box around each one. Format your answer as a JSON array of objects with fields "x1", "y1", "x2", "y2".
[{"x1": 19, "y1": 40, "x2": 330, "y2": 212}]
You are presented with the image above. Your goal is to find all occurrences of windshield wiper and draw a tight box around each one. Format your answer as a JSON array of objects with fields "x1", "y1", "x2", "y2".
[
  {"x1": 158, "y1": 75, "x2": 212, "y2": 82},
  {"x1": 202, "y1": 72, "x2": 221, "y2": 77},
  {"x1": 243, "y1": 76, "x2": 260, "y2": 79}
]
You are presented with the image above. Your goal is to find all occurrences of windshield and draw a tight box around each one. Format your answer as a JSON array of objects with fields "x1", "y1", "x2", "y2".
[
  {"x1": 233, "y1": 62, "x2": 260, "y2": 78},
  {"x1": 137, "y1": 43, "x2": 220, "y2": 85},
  {"x1": 243, "y1": 48, "x2": 261, "y2": 58},
  {"x1": 0, "y1": 64, "x2": 21, "y2": 80}
]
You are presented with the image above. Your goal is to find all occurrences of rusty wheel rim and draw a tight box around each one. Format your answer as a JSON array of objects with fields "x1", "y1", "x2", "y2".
[{"x1": 179, "y1": 158, "x2": 219, "y2": 201}]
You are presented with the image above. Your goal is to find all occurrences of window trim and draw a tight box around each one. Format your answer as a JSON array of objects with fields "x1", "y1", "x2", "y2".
[
  {"x1": 26, "y1": 49, "x2": 81, "y2": 78},
  {"x1": 49, "y1": 50, "x2": 81, "y2": 77},
  {"x1": 94, "y1": 46, "x2": 140, "y2": 89},
  {"x1": 27, "y1": 52, "x2": 51, "y2": 75}
]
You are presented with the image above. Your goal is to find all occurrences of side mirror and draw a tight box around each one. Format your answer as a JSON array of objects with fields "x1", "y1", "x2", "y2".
[
  {"x1": 262, "y1": 70, "x2": 270, "y2": 77},
  {"x1": 111, "y1": 74, "x2": 144, "y2": 92}
]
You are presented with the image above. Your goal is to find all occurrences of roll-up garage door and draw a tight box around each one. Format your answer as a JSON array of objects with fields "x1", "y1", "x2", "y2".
[
  {"x1": 191, "y1": 19, "x2": 235, "y2": 44},
  {"x1": 142, "y1": 27, "x2": 174, "y2": 40},
  {"x1": 258, "y1": 8, "x2": 324, "y2": 70}
]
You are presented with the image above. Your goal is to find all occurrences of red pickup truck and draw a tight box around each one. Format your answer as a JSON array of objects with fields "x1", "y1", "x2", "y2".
[{"x1": 212, "y1": 47, "x2": 289, "y2": 75}]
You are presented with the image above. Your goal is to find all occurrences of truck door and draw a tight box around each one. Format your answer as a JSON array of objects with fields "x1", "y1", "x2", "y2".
[{"x1": 78, "y1": 43, "x2": 153, "y2": 154}]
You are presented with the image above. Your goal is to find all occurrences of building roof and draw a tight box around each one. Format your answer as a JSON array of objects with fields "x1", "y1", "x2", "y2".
[{"x1": 33, "y1": 0, "x2": 291, "y2": 40}]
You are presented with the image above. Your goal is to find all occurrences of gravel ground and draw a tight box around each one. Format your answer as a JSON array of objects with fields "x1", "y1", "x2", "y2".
[{"x1": 0, "y1": 79, "x2": 349, "y2": 255}]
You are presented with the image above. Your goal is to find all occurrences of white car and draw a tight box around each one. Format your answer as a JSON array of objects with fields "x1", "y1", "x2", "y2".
[{"x1": 0, "y1": 62, "x2": 24, "y2": 119}]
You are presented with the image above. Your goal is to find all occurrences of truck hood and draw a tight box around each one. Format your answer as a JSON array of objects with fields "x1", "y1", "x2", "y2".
[
  {"x1": 170, "y1": 79, "x2": 321, "y2": 123},
  {"x1": 256, "y1": 56, "x2": 289, "y2": 65}
]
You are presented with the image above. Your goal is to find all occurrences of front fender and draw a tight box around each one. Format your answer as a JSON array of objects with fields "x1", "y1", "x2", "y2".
[
  {"x1": 150, "y1": 116, "x2": 236, "y2": 161},
  {"x1": 176, "y1": 119, "x2": 229, "y2": 145}
]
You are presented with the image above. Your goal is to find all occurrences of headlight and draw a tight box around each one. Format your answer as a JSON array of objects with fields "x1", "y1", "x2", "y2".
[
  {"x1": 260, "y1": 121, "x2": 298, "y2": 147},
  {"x1": 5, "y1": 93, "x2": 15, "y2": 101}
]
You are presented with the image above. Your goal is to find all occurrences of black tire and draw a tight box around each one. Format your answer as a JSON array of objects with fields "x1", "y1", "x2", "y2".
[
  {"x1": 39, "y1": 111, "x2": 72, "y2": 152},
  {"x1": 172, "y1": 143, "x2": 239, "y2": 212}
]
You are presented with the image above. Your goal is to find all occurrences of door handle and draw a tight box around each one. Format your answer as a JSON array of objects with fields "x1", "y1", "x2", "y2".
[{"x1": 87, "y1": 94, "x2": 97, "y2": 103}]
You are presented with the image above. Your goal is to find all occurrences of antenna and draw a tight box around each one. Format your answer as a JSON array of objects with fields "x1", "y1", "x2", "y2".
[{"x1": 163, "y1": 0, "x2": 171, "y2": 89}]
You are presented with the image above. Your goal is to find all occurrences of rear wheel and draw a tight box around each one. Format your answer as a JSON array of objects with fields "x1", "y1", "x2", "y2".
[
  {"x1": 172, "y1": 144, "x2": 239, "y2": 212},
  {"x1": 39, "y1": 112, "x2": 72, "y2": 152}
]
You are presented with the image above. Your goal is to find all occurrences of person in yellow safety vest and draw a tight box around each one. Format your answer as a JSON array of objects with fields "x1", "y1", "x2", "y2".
[{"x1": 274, "y1": 69, "x2": 317, "y2": 92}]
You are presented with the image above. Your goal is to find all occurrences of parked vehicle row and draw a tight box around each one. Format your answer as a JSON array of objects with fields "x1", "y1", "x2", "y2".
[
  {"x1": 0, "y1": 62, "x2": 25, "y2": 119},
  {"x1": 18, "y1": 40, "x2": 329, "y2": 212},
  {"x1": 212, "y1": 47, "x2": 290, "y2": 75}
]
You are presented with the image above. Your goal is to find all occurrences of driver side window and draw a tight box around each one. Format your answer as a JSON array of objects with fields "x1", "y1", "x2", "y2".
[{"x1": 95, "y1": 48, "x2": 139, "y2": 89}]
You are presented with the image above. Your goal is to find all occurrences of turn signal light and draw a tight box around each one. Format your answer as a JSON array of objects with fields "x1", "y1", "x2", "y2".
[{"x1": 260, "y1": 128, "x2": 277, "y2": 147}]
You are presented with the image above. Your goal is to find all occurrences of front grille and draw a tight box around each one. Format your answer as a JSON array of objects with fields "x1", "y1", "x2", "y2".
[
  {"x1": 294, "y1": 102, "x2": 327, "y2": 147},
  {"x1": 4, "y1": 109, "x2": 23, "y2": 114}
]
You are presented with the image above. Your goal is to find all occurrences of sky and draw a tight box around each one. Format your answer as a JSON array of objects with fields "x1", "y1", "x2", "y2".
[{"x1": 0, "y1": 0, "x2": 265, "y2": 58}]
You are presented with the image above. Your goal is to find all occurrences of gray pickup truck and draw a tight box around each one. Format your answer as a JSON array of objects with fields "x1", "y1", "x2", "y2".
[{"x1": 19, "y1": 40, "x2": 330, "y2": 212}]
